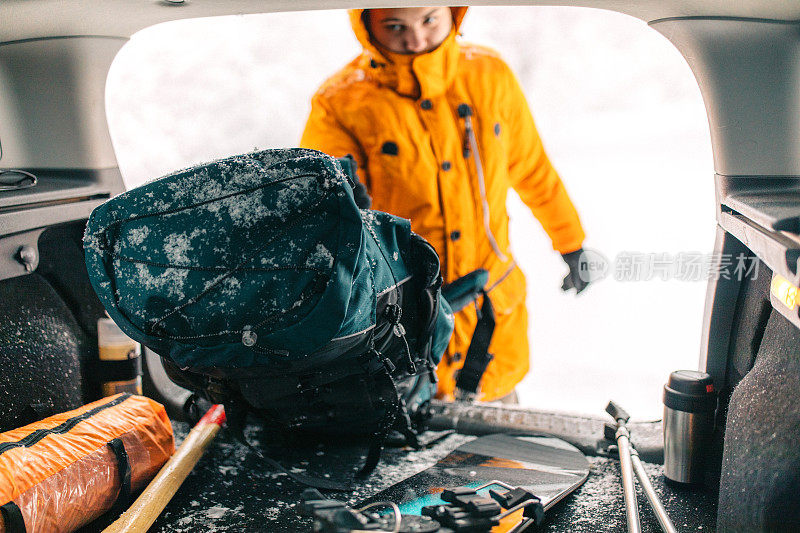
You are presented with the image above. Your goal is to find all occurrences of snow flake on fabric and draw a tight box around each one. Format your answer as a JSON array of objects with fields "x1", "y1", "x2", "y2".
[
  {"x1": 127, "y1": 226, "x2": 150, "y2": 246},
  {"x1": 260, "y1": 256, "x2": 278, "y2": 267},
  {"x1": 306, "y1": 244, "x2": 334, "y2": 269},
  {"x1": 274, "y1": 177, "x2": 315, "y2": 221},
  {"x1": 166, "y1": 169, "x2": 214, "y2": 202},
  {"x1": 134, "y1": 263, "x2": 189, "y2": 299},
  {"x1": 202, "y1": 272, "x2": 231, "y2": 293},
  {"x1": 219, "y1": 277, "x2": 242, "y2": 299},
  {"x1": 221, "y1": 189, "x2": 271, "y2": 228},
  {"x1": 164, "y1": 229, "x2": 206, "y2": 264},
  {"x1": 83, "y1": 232, "x2": 103, "y2": 255}
]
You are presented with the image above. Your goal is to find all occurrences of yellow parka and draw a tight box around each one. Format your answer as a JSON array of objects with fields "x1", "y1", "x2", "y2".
[{"x1": 300, "y1": 8, "x2": 585, "y2": 401}]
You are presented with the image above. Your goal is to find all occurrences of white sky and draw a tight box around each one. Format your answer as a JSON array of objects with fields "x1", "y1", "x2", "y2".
[{"x1": 106, "y1": 7, "x2": 715, "y2": 419}]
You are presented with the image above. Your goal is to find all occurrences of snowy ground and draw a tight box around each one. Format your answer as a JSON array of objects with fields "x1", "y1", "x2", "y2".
[{"x1": 106, "y1": 7, "x2": 715, "y2": 419}]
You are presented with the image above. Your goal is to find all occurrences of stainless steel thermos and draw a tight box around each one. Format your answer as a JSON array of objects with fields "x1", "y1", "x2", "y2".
[{"x1": 663, "y1": 370, "x2": 717, "y2": 484}]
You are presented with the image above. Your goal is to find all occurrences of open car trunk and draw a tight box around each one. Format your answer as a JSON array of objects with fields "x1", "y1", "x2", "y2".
[{"x1": 2, "y1": 1, "x2": 800, "y2": 532}]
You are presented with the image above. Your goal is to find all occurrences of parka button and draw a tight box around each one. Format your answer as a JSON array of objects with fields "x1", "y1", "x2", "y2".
[
  {"x1": 420, "y1": 99, "x2": 433, "y2": 110},
  {"x1": 450, "y1": 230, "x2": 461, "y2": 241},
  {"x1": 441, "y1": 161, "x2": 452, "y2": 171}
]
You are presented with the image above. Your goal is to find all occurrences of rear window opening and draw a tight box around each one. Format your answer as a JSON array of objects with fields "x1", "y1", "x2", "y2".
[{"x1": 106, "y1": 7, "x2": 715, "y2": 419}]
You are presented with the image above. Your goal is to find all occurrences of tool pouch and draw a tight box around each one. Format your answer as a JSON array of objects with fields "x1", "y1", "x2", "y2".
[{"x1": 0, "y1": 394, "x2": 174, "y2": 533}]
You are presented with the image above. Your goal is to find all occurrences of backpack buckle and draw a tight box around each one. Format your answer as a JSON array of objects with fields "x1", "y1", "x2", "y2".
[
  {"x1": 359, "y1": 348, "x2": 392, "y2": 375},
  {"x1": 383, "y1": 303, "x2": 402, "y2": 324},
  {"x1": 297, "y1": 374, "x2": 321, "y2": 399}
]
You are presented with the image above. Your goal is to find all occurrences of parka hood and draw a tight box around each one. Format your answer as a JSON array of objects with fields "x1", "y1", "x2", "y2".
[
  {"x1": 349, "y1": 7, "x2": 468, "y2": 53},
  {"x1": 348, "y1": 7, "x2": 468, "y2": 99}
]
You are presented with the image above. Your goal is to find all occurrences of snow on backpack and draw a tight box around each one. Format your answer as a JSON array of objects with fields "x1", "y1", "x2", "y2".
[{"x1": 84, "y1": 148, "x2": 457, "y2": 477}]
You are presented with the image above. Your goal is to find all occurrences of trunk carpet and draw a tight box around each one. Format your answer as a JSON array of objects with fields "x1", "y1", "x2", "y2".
[{"x1": 81, "y1": 423, "x2": 717, "y2": 532}]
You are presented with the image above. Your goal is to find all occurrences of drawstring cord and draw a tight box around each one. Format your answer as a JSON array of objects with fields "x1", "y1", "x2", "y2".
[{"x1": 458, "y1": 104, "x2": 508, "y2": 263}]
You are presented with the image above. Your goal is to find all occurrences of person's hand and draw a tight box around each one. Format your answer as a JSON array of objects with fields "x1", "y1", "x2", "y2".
[
  {"x1": 352, "y1": 180, "x2": 372, "y2": 209},
  {"x1": 561, "y1": 248, "x2": 590, "y2": 294},
  {"x1": 337, "y1": 154, "x2": 372, "y2": 209}
]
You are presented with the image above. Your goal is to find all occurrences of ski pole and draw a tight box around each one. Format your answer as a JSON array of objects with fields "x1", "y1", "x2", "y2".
[
  {"x1": 605, "y1": 400, "x2": 641, "y2": 533},
  {"x1": 103, "y1": 404, "x2": 226, "y2": 533},
  {"x1": 630, "y1": 448, "x2": 678, "y2": 533}
]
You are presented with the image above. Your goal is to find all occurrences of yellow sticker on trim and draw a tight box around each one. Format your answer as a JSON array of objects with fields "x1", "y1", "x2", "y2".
[{"x1": 771, "y1": 274, "x2": 799, "y2": 311}]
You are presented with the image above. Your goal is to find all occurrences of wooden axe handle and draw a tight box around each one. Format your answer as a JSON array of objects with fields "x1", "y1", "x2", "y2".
[{"x1": 103, "y1": 404, "x2": 226, "y2": 533}]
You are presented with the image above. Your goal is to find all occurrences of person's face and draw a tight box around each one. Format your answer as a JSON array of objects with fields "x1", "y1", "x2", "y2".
[{"x1": 367, "y1": 7, "x2": 453, "y2": 55}]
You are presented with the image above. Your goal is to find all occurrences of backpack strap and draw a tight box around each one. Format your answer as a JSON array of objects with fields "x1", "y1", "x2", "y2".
[
  {"x1": 357, "y1": 371, "x2": 402, "y2": 479},
  {"x1": 454, "y1": 290, "x2": 496, "y2": 401},
  {"x1": 441, "y1": 269, "x2": 489, "y2": 313},
  {"x1": 441, "y1": 269, "x2": 498, "y2": 399},
  {"x1": 394, "y1": 396, "x2": 421, "y2": 449}
]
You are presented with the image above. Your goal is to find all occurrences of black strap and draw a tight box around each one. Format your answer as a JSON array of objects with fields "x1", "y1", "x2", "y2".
[
  {"x1": 107, "y1": 438, "x2": 132, "y2": 515},
  {"x1": 455, "y1": 292, "x2": 496, "y2": 395},
  {"x1": 93, "y1": 357, "x2": 142, "y2": 382},
  {"x1": 225, "y1": 400, "x2": 351, "y2": 492},
  {"x1": 1, "y1": 501, "x2": 26, "y2": 533},
  {"x1": 394, "y1": 397, "x2": 421, "y2": 450},
  {"x1": 357, "y1": 372, "x2": 402, "y2": 479}
]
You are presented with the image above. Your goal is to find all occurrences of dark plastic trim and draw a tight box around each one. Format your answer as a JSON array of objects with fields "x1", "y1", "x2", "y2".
[{"x1": 663, "y1": 387, "x2": 717, "y2": 413}]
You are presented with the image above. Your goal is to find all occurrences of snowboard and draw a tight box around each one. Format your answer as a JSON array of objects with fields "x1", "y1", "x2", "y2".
[{"x1": 356, "y1": 433, "x2": 590, "y2": 532}]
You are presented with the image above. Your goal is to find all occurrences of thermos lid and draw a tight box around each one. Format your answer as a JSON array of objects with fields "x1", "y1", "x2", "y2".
[
  {"x1": 663, "y1": 370, "x2": 716, "y2": 413},
  {"x1": 97, "y1": 316, "x2": 136, "y2": 347}
]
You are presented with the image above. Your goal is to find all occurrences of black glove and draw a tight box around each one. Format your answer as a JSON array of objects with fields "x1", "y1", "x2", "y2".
[
  {"x1": 337, "y1": 154, "x2": 372, "y2": 209},
  {"x1": 561, "y1": 248, "x2": 590, "y2": 294},
  {"x1": 352, "y1": 180, "x2": 372, "y2": 209}
]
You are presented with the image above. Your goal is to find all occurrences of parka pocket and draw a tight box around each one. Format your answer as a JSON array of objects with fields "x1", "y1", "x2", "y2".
[
  {"x1": 366, "y1": 137, "x2": 439, "y2": 220},
  {"x1": 486, "y1": 264, "x2": 526, "y2": 317}
]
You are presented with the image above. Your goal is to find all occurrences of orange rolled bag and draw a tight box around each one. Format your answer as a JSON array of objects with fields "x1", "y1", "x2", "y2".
[{"x1": 0, "y1": 393, "x2": 174, "y2": 533}]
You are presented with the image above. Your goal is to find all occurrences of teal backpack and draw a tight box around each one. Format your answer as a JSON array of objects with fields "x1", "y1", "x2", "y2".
[{"x1": 84, "y1": 148, "x2": 458, "y2": 475}]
